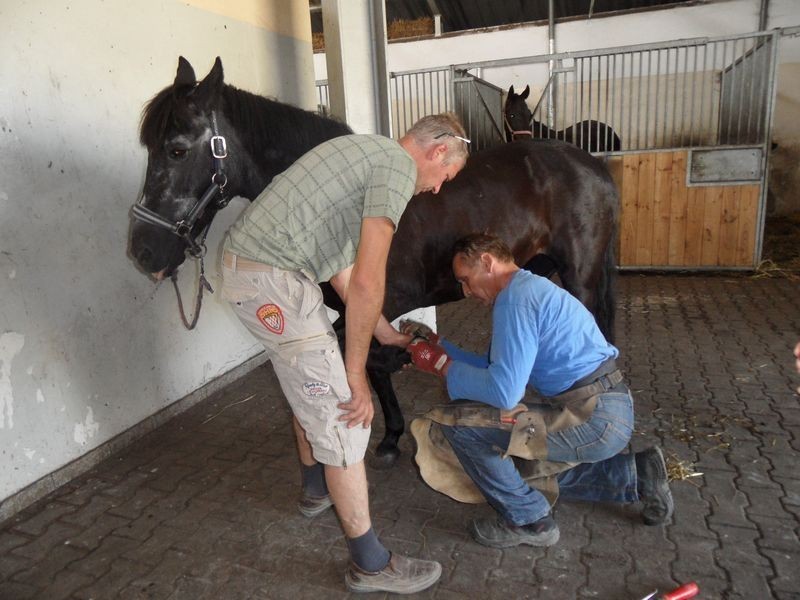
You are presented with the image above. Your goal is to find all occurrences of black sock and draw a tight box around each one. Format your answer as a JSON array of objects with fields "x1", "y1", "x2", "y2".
[
  {"x1": 346, "y1": 527, "x2": 391, "y2": 572},
  {"x1": 301, "y1": 462, "x2": 328, "y2": 497}
]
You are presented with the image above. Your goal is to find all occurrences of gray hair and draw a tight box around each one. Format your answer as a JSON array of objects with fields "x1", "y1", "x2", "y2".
[{"x1": 406, "y1": 113, "x2": 469, "y2": 164}]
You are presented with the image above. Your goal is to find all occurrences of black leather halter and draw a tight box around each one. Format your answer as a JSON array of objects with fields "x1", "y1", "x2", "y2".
[
  {"x1": 131, "y1": 111, "x2": 230, "y2": 258},
  {"x1": 131, "y1": 111, "x2": 232, "y2": 329}
]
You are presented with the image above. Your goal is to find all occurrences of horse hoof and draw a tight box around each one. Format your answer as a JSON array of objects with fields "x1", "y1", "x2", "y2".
[{"x1": 368, "y1": 448, "x2": 400, "y2": 470}]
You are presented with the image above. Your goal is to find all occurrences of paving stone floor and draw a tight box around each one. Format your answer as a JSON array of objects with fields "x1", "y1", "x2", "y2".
[{"x1": 1, "y1": 274, "x2": 799, "y2": 600}]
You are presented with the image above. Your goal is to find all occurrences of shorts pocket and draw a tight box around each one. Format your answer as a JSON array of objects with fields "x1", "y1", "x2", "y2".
[
  {"x1": 296, "y1": 273, "x2": 325, "y2": 319},
  {"x1": 220, "y1": 267, "x2": 260, "y2": 304}
]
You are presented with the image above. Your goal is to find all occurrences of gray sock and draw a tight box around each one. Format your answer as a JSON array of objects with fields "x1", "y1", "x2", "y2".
[
  {"x1": 346, "y1": 527, "x2": 391, "y2": 572},
  {"x1": 301, "y1": 462, "x2": 328, "y2": 497}
]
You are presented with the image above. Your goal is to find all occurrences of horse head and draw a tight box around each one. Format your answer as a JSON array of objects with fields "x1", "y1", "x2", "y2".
[
  {"x1": 130, "y1": 57, "x2": 254, "y2": 278},
  {"x1": 504, "y1": 85, "x2": 533, "y2": 141},
  {"x1": 130, "y1": 57, "x2": 352, "y2": 279}
]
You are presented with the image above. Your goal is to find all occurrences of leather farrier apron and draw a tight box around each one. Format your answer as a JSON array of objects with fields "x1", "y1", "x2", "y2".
[{"x1": 411, "y1": 359, "x2": 624, "y2": 506}]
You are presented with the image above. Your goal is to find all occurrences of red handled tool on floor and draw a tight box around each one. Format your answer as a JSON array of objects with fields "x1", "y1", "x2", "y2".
[{"x1": 640, "y1": 582, "x2": 699, "y2": 600}]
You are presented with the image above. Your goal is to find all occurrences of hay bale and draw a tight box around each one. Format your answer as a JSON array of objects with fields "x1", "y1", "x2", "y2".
[
  {"x1": 388, "y1": 17, "x2": 434, "y2": 39},
  {"x1": 313, "y1": 17, "x2": 433, "y2": 53}
]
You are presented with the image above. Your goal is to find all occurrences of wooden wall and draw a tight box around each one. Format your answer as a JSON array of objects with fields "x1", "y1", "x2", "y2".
[{"x1": 607, "y1": 151, "x2": 760, "y2": 268}]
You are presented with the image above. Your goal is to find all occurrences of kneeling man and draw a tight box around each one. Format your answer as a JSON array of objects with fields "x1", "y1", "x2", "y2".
[{"x1": 407, "y1": 233, "x2": 674, "y2": 548}]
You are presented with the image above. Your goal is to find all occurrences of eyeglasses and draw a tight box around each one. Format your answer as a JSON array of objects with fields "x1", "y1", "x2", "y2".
[{"x1": 434, "y1": 132, "x2": 471, "y2": 145}]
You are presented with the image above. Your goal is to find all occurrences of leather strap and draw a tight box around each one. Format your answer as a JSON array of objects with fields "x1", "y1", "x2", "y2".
[{"x1": 548, "y1": 369, "x2": 625, "y2": 407}]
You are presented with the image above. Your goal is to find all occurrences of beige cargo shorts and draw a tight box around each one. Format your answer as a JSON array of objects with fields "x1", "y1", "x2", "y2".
[{"x1": 220, "y1": 252, "x2": 370, "y2": 467}]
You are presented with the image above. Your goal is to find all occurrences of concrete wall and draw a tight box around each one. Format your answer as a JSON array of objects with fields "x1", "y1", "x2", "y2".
[
  {"x1": 315, "y1": 0, "x2": 800, "y2": 212},
  {"x1": 0, "y1": 0, "x2": 315, "y2": 515}
]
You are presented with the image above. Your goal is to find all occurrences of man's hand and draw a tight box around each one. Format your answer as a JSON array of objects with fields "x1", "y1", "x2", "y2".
[
  {"x1": 399, "y1": 319, "x2": 440, "y2": 346},
  {"x1": 408, "y1": 339, "x2": 451, "y2": 376},
  {"x1": 339, "y1": 371, "x2": 374, "y2": 429}
]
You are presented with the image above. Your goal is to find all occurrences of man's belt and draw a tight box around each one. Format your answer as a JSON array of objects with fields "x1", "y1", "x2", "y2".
[
  {"x1": 548, "y1": 368, "x2": 625, "y2": 407},
  {"x1": 222, "y1": 251, "x2": 274, "y2": 272}
]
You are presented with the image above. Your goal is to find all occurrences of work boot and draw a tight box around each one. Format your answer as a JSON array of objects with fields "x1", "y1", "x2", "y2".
[
  {"x1": 344, "y1": 553, "x2": 442, "y2": 594},
  {"x1": 635, "y1": 446, "x2": 674, "y2": 526},
  {"x1": 297, "y1": 491, "x2": 333, "y2": 518},
  {"x1": 469, "y1": 514, "x2": 560, "y2": 548}
]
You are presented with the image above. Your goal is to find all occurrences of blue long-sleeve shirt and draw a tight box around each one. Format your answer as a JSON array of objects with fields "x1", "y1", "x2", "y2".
[{"x1": 443, "y1": 270, "x2": 618, "y2": 409}]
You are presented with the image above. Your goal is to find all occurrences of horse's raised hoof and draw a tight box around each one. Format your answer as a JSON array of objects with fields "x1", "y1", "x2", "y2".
[{"x1": 368, "y1": 443, "x2": 401, "y2": 470}]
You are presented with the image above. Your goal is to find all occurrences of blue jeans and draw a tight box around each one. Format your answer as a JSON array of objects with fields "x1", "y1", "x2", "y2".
[{"x1": 441, "y1": 390, "x2": 639, "y2": 526}]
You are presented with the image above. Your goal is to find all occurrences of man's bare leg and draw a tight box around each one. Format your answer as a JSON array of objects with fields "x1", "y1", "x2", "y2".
[
  {"x1": 294, "y1": 417, "x2": 440, "y2": 593},
  {"x1": 325, "y1": 461, "x2": 371, "y2": 537}
]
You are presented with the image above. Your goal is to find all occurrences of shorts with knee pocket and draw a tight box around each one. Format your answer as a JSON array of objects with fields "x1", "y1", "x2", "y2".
[{"x1": 221, "y1": 255, "x2": 370, "y2": 467}]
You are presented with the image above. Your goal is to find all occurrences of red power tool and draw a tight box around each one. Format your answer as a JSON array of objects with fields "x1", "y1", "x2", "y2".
[{"x1": 640, "y1": 582, "x2": 699, "y2": 600}]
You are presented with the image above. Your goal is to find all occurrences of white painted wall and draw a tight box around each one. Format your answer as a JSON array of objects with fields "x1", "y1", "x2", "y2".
[{"x1": 0, "y1": 0, "x2": 315, "y2": 511}]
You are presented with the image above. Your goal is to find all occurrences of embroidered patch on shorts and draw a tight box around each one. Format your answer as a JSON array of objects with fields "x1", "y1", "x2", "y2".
[
  {"x1": 256, "y1": 303, "x2": 284, "y2": 335},
  {"x1": 303, "y1": 382, "x2": 331, "y2": 396}
]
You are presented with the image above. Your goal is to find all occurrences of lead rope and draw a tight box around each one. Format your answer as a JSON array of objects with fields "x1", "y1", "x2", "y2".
[{"x1": 171, "y1": 223, "x2": 214, "y2": 330}]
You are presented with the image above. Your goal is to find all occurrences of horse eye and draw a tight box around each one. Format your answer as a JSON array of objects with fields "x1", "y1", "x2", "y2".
[{"x1": 169, "y1": 148, "x2": 189, "y2": 160}]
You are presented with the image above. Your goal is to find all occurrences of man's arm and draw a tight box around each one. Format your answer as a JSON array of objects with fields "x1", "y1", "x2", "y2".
[
  {"x1": 445, "y1": 303, "x2": 538, "y2": 409},
  {"x1": 328, "y1": 272, "x2": 410, "y2": 349},
  {"x1": 335, "y1": 216, "x2": 395, "y2": 428}
]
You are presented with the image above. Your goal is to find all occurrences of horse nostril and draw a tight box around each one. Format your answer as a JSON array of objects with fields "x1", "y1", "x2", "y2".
[{"x1": 136, "y1": 246, "x2": 153, "y2": 267}]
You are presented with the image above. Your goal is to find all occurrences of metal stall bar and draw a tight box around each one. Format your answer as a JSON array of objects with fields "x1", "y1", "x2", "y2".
[
  {"x1": 389, "y1": 66, "x2": 452, "y2": 138},
  {"x1": 315, "y1": 80, "x2": 330, "y2": 116},
  {"x1": 382, "y1": 30, "x2": 781, "y2": 157}
]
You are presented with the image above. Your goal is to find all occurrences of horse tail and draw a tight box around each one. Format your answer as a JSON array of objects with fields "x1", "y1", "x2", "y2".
[{"x1": 595, "y1": 203, "x2": 618, "y2": 344}]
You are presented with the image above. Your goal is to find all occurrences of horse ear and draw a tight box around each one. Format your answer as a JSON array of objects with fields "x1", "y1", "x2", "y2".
[
  {"x1": 193, "y1": 57, "x2": 224, "y2": 106},
  {"x1": 522, "y1": 85, "x2": 530, "y2": 100},
  {"x1": 174, "y1": 56, "x2": 197, "y2": 88},
  {"x1": 509, "y1": 85, "x2": 515, "y2": 95}
]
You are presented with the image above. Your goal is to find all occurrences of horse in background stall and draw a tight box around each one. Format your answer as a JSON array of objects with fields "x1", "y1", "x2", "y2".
[
  {"x1": 505, "y1": 84, "x2": 622, "y2": 152},
  {"x1": 129, "y1": 57, "x2": 618, "y2": 467}
]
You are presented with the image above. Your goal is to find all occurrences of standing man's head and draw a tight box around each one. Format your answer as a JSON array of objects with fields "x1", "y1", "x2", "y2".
[
  {"x1": 452, "y1": 233, "x2": 519, "y2": 305},
  {"x1": 399, "y1": 113, "x2": 470, "y2": 195}
]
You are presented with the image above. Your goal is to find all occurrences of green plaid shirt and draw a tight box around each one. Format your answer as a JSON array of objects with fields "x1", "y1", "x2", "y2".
[{"x1": 225, "y1": 134, "x2": 416, "y2": 283}]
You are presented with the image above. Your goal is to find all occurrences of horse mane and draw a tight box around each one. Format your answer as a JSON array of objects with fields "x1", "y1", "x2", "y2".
[
  {"x1": 140, "y1": 86, "x2": 184, "y2": 150},
  {"x1": 139, "y1": 83, "x2": 353, "y2": 158},
  {"x1": 220, "y1": 85, "x2": 352, "y2": 161}
]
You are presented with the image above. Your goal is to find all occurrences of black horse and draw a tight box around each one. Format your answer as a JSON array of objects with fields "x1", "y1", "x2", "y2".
[
  {"x1": 505, "y1": 84, "x2": 622, "y2": 152},
  {"x1": 130, "y1": 58, "x2": 618, "y2": 467}
]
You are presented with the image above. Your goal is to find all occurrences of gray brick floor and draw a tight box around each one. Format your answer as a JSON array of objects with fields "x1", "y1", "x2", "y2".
[{"x1": 1, "y1": 274, "x2": 798, "y2": 599}]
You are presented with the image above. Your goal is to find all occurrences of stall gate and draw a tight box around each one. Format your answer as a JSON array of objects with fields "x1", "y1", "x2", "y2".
[
  {"x1": 316, "y1": 30, "x2": 779, "y2": 269},
  {"x1": 388, "y1": 67, "x2": 505, "y2": 151},
  {"x1": 316, "y1": 68, "x2": 505, "y2": 152}
]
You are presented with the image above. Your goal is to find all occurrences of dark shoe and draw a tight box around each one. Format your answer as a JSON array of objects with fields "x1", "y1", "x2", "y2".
[
  {"x1": 297, "y1": 492, "x2": 333, "y2": 518},
  {"x1": 469, "y1": 514, "x2": 560, "y2": 548},
  {"x1": 345, "y1": 553, "x2": 442, "y2": 594},
  {"x1": 636, "y1": 446, "x2": 674, "y2": 526}
]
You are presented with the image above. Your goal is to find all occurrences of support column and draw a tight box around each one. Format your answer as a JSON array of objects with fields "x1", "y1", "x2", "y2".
[{"x1": 322, "y1": 0, "x2": 391, "y2": 135}]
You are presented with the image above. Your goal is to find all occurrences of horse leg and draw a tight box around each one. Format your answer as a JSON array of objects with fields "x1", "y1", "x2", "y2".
[
  {"x1": 521, "y1": 254, "x2": 558, "y2": 279},
  {"x1": 366, "y1": 368, "x2": 403, "y2": 470},
  {"x1": 552, "y1": 234, "x2": 616, "y2": 344},
  {"x1": 594, "y1": 235, "x2": 617, "y2": 343}
]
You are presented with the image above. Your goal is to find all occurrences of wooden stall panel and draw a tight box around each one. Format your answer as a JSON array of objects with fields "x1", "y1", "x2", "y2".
[
  {"x1": 667, "y1": 152, "x2": 688, "y2": 265},
  {"x1": 619, "y1": 155, "x2": 640, "y2": 265},
  {"x1": 634, "y1": 154, "x2": 656, "y2": 265},
  {"x1": 617, "y1": 150, "x2": 760, "y2": 268},
  {"x1": 651, "y1": 152, "x2": 674, "y2": 265},
  {"x1": 735, "y1": 185, "x2": 759, "y2": 265}
]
